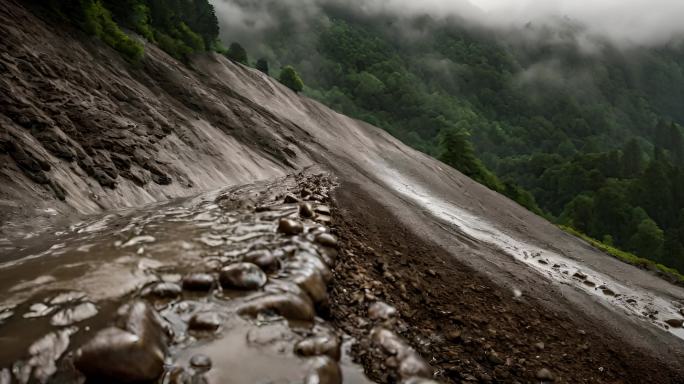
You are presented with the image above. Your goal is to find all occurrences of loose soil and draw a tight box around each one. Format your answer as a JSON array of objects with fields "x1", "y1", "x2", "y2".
[{"x1": 329, "y1": 180, "x2": 684, "y2": 383}]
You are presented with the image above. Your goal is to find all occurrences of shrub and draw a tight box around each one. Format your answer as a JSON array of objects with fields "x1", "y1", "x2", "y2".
[
  {"x1": 226, "y1": 42, "x2": 248, "y2": 65},
  {"x1": 279, "y1": 65, "x2": 304, "y2": 93}
]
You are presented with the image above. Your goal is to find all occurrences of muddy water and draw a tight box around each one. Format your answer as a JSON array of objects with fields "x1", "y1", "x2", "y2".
[
  {"x1": 379, "y1": 165, "x2": 684, "y2": 340},
  {"x1": 0, "y1": 171, "x2": 373, "y2": 383}
]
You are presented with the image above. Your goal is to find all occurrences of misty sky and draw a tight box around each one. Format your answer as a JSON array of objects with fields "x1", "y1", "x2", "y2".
[{"x1": 212, "y1": 0, "x2": 684, "y2": 47}]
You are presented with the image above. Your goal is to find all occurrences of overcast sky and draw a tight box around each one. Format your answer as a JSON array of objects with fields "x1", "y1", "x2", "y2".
[{"x1": 212, "y1": 0, "x2": 684, "y2": 47}]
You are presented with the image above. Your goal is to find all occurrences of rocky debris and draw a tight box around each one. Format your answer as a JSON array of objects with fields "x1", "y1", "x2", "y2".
[
  {"x1": 278, "y1": 218, "x2": 304, "y2": 235},
  {"x1": 219, "y1": 262, "x2": 268, "y2": 290},
  {"x1": 665, "y1": 318, "x2": 684, "y2": 328},
  {"x1": 182, "y1": 273, "x2": 215, "y2": 292},
  {"x1": 536, "y1": 368, "x2": 555, "y2": 381},
  {"x1": 75, "y1": 301, "x2": 167, "y2": 383},
  {"x1": 284, "y1": 193, "x2": 300, "y2": 204},
  {"x1": 573, "y1": 271, "x2": 588, "y2": 280},
  {"x1": 305, "y1": 356, "x2": 342, "y2": 384},
  {"x1": 368, "y1": 301, "x2": 397, "y2": 321},
  {"x1": 188, "y1": 312, "x2": 222, "y2": 332},
  {"x1": 371, "y1": 327, "x2": 433, "y2": 380}
]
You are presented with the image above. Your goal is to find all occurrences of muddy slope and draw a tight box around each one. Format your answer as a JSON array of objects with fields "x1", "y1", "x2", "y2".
[{"x1": 1, "y1": 0, "x2": 684, "y2": 382}]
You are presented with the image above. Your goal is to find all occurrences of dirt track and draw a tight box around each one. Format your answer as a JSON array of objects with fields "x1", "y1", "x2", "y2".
[{"x1": 329, "y1": 180, "x2": 684, "y2": 383}]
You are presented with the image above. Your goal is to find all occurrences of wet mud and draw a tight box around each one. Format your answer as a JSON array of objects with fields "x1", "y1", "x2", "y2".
[{"x1": 0, "y1": 170, "x2": 372, "y2": 383}]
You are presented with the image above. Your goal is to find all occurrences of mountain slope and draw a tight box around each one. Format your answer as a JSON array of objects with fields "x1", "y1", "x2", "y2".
[{"x1": 1, "y1": 0, "x2": 684, "y2": 382}]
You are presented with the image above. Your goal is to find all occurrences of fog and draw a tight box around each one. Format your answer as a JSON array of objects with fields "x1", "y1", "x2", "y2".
[{"x1": 211, "y1": 0, "x2": 684, "y2": 48}]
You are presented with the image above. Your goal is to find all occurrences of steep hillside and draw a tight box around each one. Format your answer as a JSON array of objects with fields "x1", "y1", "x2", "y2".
[{"x1": 1, "y1": 1, "x2": 684, "y2": 383}]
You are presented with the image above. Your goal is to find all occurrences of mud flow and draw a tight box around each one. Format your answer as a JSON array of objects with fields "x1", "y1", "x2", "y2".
[
  {"x1": 0, "y1": 169, "x2": 386, "y2": 383},
  {"x1": 378, "y1": 165, "x2": 684, "y2": 340}
]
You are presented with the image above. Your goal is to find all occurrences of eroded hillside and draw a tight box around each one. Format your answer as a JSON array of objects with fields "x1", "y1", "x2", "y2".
[{"x1": 1, "y1": 1, "x2": 684, "y2": 383}]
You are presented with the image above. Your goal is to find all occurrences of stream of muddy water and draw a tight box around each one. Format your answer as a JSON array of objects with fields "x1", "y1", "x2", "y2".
[{"x1": 0, "y1": 171, "x2": 377, "y2": 383}]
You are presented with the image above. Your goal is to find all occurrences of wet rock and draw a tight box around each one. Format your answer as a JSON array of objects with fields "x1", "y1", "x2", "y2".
[
  {"x1": 295, "y1": 335, "x2": 341, "y2": 360},
  {"x1": 243, "y1": 250, "x2": 279, "y2": 273},
  {"x1": 315, "y1": 233, "x2": 338, "y2": 248},
  {"x1": 284, "y1": 193, "x2": 300, "y2": 204},
  {"x1": 182, "y1": 274, "x2": 215, "y2": 292},
  {"x1": 277, "y1": 218, "x2": 303, "y2": 235},
  {"x1": 188, "y1": 312, "x2": 221, "y2": 332},
  {"x1": 536, "y1": 368, "x2": 555, "y2": 381},
  {"x1": 50, "y1": 302, "x2": 98, "y2": 326},
  {"x1": 602, "y1": 287, "x2": 616, "y2": 296},
  {"x1": 368, "y1": 301, "x2": 397, "y2": 321},
  {"x1": 573, "y1": 271, "x2": 587, "y2": 280},
  {"x1": 583, "y1": 280, "x2": 596, "y2": 288},
  {"x1": 292, "y1": 266, "x2": 328, "y2": 304},
  {"x1": 145, "y1": 282, "x2": 182, "y2": 299},
  {"x1": 76, "y1": 302, "x2": 166, "y2": 383},
  {"x1": 190, "y1": 354, "x2": 212, "y2": 371},
  {"x1": 219, "y1": 262, "x2": 267, "y2": 290},
  {"x1": 304, "y1": 356, "x2": 341, "y2": 384},
  {"x1": 665, "y1": 318, "x2": 684, "y2": 328},
  {"x1": 299, "y1": 202, "x2": 315, "y2": 218},
  {"x1": 314, "y1": 205, "x2": 331, "y2": 215},
  {"x1": 24, "y1": 327, "x2": 77, "y2": 383},
  {"x1": 238, "y1": 292, "x2": 315, "y2": 321}
]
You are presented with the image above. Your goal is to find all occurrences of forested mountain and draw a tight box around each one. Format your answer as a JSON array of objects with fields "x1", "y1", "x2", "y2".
[{"x1": 216, "y1": 2, "x2": 684, "y2": 274}]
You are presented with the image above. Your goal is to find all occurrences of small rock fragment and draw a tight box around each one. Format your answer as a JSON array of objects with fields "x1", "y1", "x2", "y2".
[
  {"x1": 536, "y1": 368, "x2": 555, "y2": 381},
  {"x1": 188, "y1": 312, "x2": 221, "y2": 332},
  {"x1": 315, "y1": 233, "x2": 338, "y2": 248},
  {"x1": 284, "y1": 194, "x2": 300, "y2": 204},
  {"x1": 665, "y1": 318, "x2": 684, "y2": 328},
  {"x1": 219, "y1": 263, "x2": 267, "y2": 290},
  {"x1": 295, "y1": 335, "x2": 341, "y2": 360},
  {"x1": 277, "y1": 219, "x2": 303, "y2": 235},
  {"x1": 304, "y1": 356, "x2": 341, "y2": 384},
  {"x1": 190, "y1": 354, "x2": 212, "y2": 372},
  {"x1": 487, "y1": 350, "x2": 504, "y2": 365},
  {"x1": 299, "y1": 202, "x2": 315, "y2": 218},
  {"x1": 368, "y1": 301, "x2": 397, "y2": 321}
]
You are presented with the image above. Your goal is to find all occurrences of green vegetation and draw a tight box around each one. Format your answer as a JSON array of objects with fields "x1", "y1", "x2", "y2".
[
  {"x1": 226, "y1": 42, "x2": 248, "y2": 65},
  {"x1": 247, "y1": 10, "x2": 684, "y2": 274},
  {"x1": 33, "y1": 0, "x2": 220, "y2": 61},
  {"x1": 256, "y1": 58, "x2": 270, "y2": 75},
  {"x1": 279, "y1": 66, "x2": 305, "y2": 93}
]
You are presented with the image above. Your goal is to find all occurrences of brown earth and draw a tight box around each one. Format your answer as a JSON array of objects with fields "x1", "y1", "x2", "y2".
[{"x1": 329, "y1": 180, "x2": 684, "y2": 383}]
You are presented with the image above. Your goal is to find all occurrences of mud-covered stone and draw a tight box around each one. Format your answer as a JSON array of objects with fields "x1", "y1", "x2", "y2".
[
  {"x1": 277, "y1": 218, "x2": 303, "y2": 235},
  {"x1": 145, "y1": 282, "x2": 182, "y2": 298},
  {"x1": 368, "y1": 301, "x2": 397, "y2": 321},
  {"x1": 304, "y1": 356, "x2": 341, "y2": 384},
  {"x1": 188, "y1": 312, "x2": 221, "y2": 332},
  {"x1": 243, "y1": 250, "x2": 279, "y2": 273},
  {"x1": 190, "y1": 354, "x2": 212, "y2": 371},
  {"x1": 219, "y1": 263, "x2": 267, "y2": 290},
  {"x1": 299, "y1": 202, "x2": 315, "y2": 218},
  {"x1": 182, "y1": 274, "x2": 215, "y2": 292},
  {"x1": 238, "y1": 292, "x2": 315, "y2": 321},
  {"x1": 292, "y1": 265, "x2": 328, "y2": 304},
  {"x1": 665, "y1": 318, "x2": 684, "y2": 328},
  {"x1": 75, "y1": 301, "x2": 166, "y2": 383},
  {"x1": 536, "y1": 368, "x2": 555, "y2": 381},
  {"x1": 295, "y1": 335, "x2": 341, "y2": 360},
  {"x1": 315, "y1": 233, "x2": 338, "y2": 248}
]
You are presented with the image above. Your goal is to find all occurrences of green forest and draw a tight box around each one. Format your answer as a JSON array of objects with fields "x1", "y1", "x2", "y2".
[
  {"x1": 228, "y1": 6, "x2": 684, "y2": 277},
  {"x1": 29, "y1": 1, "x2": 684, "y2": 278}
]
